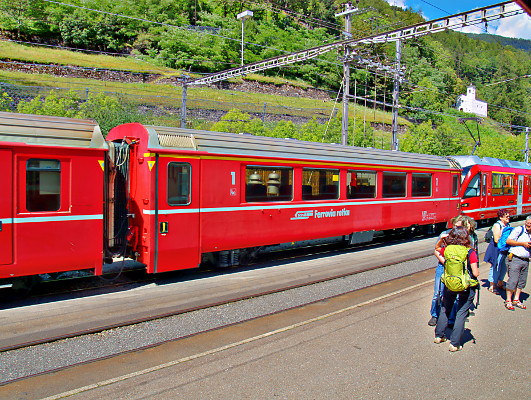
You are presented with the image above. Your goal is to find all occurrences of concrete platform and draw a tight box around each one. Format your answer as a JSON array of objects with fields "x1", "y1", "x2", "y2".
[{"x1": 1, "y1": 249, "x2": 528, "y2": 399}]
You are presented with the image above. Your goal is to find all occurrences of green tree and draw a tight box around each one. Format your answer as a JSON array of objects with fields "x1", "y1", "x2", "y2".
[
  {"x1": 0, "y1": 92, "x2": 14, "y2": 112},
  {"x1": 211, "y1": 109, "x2": 265, "y2": 135},
  {"x1": 17, "y1": 90, "x2": 82, "y2": 118},
  {"x1": 401, "y1": 121, "x2": 464, "y2": 156},
  {"x1": 16, "y1": 90, "x2": 144, "y2": 135},
  {"x1": 78, "y1": 92, "x2": 140, "y2": 135}
]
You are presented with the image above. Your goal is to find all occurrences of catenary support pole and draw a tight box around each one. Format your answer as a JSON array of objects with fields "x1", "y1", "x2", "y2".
[
  {"x1": 391, "y1": 39, "x2": 402, "y2": 151},
  {"x1": 342, "y1": 61, "x2": 350, "y2": 145},
  {"x1": 353, "y1": 76, "x2": 357, "y2": 146},
  {"x1": 180, "y1": 82, "x2": 188, "y2": 129},
  {"x1": 241, "y1": 19, "x2": 244, "y2": 68},
  {"x1": 340, "y1": 3, "x2": 353, "y2": 146},
  {"x1": 526, "y1": 127, "x2": 529, "y2": 163}
]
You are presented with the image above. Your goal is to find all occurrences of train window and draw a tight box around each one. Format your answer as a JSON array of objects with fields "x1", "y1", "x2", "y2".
[
  {"x1": 26, "y1": 159, "x2": 61, "y2": 212},
  {"x1": 482, "y1": 174, "x2": 487, "y2": 197},
  {"x1": 463, "y1": 173, "x2": 480, "y2": 198},
  {"x1": 245, "y1": 166, "x2": 293, "y2": 202},
  {"x1": 492, "y1": 173, "x2": 514, "y2": 196},
  {"x1": 167, "y1": 162, "x2": 191, "y2": 205},
  {"x1": 461, "y1": 167, "x2": 471, "y2": 183},
  {"x1": 347, "y1": 170, "x2": 376, "y2": 199},
  {"x1": 452, "y1": 175, "x2": 459, "y2": 197},
  {"x1": 382, "y1": 172, "x2": 406, "y2": 198},
  {"x1": 504, "y1": 175, "x2": 514, "y2": 195},
  {"x1": 302, "y1": 168, "x2": 339, "y2": 200},
  {"x1": 412, "y1": 173, "x2": 432, "y2": 197}
]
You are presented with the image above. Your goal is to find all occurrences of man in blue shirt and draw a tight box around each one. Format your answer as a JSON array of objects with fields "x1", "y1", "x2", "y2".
[{"x1": 504, "y1": 216, "x2": 531, "y2": 310}]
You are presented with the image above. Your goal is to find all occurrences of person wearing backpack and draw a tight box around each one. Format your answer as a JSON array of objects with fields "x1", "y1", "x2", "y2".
[
  {"x1": 433, "y1": 226, "x2": 479, "y2": 352},
  {"x1": 484, "y1": 209, "x2": 510, "y2": 294},
  {"x1": 504, "y1": 216, "x2": 531, "y2": 310},
  {"x1": 463, "y1": 216, "x2": 478, "y2": 253},
  {"x1": 428, "y1": 216, "x2": 465, "y2": 327}
]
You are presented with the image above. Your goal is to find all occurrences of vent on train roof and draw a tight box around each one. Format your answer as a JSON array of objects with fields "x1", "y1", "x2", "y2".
[{"x1": 157, "y1": 133, "x2": 196, "y2": 149}]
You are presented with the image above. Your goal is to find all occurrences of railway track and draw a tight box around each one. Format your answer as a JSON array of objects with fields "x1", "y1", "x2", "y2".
[
  {"x1": 1, "y1": 253, "x2": 437, "y2": 386},
  {"x1": 0, "y1": 229, "x2": 429, "y2": 305},
  {"x1": 0, "y1": 223, "x2": 505, "y2": 386}
]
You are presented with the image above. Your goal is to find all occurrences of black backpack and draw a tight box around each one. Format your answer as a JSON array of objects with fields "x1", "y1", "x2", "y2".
[
  {"x1": 485, "y1": 221, "x2": 502, "y2": 244},
  {"x1": 484, "y1": 228, "x2": 494, "y2": 243}
]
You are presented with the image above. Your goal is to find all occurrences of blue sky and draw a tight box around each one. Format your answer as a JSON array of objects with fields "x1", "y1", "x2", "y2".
[{"x1": 386, "y1": 0, "x2": 531, "y2": 40}]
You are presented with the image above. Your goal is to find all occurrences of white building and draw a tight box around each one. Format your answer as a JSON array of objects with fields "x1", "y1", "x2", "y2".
[{"x1": 456, "y1": 86, "x2": 488, "y2": 117}]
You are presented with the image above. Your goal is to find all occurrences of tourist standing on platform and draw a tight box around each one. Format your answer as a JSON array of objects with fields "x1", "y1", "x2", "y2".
[
  {"x1": 433, "y1": 226, "x2": 479, "y2": 352},
  {"x1": 504, "y1": 216, "x2": 531, "y2": 310},
  {"x1": 428, "y1": 216, "x2": 465, "y2": 327},
  {"x1": 484, "y1": 209, "x2": 510, "y2": 294},
  {"x1": 462, "y1": 215, "x2": 479, "y2": 314},
  {"x1": 462, "y1": 216, "x2": 478, "y2": 253}
]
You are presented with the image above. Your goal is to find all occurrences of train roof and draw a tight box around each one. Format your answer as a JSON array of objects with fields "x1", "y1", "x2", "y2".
[
  {"x1": 0, "y1": 111, "x2": 107, "y2": 149},
  {"x1": 450, "y1": 155, "x2": 531, "y2": 171},
  {"x1": 143, "y1": 125, "x2": 459, "y2": 170}
]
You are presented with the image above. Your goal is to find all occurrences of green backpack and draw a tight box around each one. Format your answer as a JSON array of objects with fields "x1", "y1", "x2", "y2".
[{"x1": 441, "y1": 245, "x2": 478, "y2": 292}]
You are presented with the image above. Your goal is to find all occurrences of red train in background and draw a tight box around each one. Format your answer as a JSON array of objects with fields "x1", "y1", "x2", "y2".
[
  {"x1": 0, "y1": 111, "x2": 529, "y2": 287},
  {"x1": 453, "y1": 155, "x2": 531, "y2": 220}
]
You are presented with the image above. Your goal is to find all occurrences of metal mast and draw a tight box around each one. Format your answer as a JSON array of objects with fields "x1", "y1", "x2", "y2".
[
  {"x1": 188, "y1": 2, "x2": 522, "y2": 87},
  {"x1": 335, "y1": 2, "x2": 357, "y2": 146}
]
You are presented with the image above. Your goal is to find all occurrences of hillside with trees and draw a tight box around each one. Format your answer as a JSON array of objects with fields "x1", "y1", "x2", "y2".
[{"x1": 0, "y1": 0, "x2": 530, "y2": 159}]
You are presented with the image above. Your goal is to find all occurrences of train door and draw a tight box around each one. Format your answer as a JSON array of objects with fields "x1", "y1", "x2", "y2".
[
  {"x1": 462, "y1": 172, "x2": 482, "y2": 218},
  {"x1": 517, "y1": 175, "x2": 524, "y2": 215},
  {"x1": 0, "y1": 149, "x2": 13, "y2": 265},
  {"x1": 154, "y1": 156, "x2": 200, "y2": 273},
  {"x1": 480, "y1": 173, "x2": 488, "y2": 215}
]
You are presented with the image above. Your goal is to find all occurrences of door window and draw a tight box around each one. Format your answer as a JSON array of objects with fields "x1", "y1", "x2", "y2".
[
  {"x1": 167, "y1": 162, "x2": 191, "y2": 205},
  {"x1": 26, "y1": 159, "x2": 61, "y2": 212},
  {"x1": 452, "y1": 175, "x2": 460, "y2": 197}
]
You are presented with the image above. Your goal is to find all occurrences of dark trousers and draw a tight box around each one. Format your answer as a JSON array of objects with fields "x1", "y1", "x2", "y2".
[{"x1": 435, "y1": 286, "x2": 476, "y2": 346}]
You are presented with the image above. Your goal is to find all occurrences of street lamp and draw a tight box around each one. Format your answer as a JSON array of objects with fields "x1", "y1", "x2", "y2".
[{"x1": 237, "y1": 10, "x2": 253, "y2": 68}]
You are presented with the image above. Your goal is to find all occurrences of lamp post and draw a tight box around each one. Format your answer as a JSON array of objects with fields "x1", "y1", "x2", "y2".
[{"x1": 237, "y1": 10, "x2": 253, "y2": 68}]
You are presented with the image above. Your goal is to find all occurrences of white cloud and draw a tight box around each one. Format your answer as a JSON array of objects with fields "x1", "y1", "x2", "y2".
[
  {"x1": 493, "y1": 13, "x2": 531, "y2": 40},
  {"x1": 386, "y1": 0, "x2": 407, "y2": 9},
  {"x1": 449, "y1": 8, "x2": 531, "y2": 40},
  {"x1": 385, "y1": 1, "x2": 531, "y2": 40},
  {"x1": 453, "y1": 24, "x2": 487, "y2": 35}
]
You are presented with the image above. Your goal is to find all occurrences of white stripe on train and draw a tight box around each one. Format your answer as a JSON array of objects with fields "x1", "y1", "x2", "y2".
[
  {"x1": 1, "y1": 215, "x2": 103, "y2": 224},
  {"x1": 143, "y1": 197, "x2": 460, "y2": 215}
]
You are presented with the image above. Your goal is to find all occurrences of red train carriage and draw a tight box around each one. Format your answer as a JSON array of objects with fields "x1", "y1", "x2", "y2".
[
  {"x1": 452, "y1": 155, "x2": 531, "y2": 221},
  {"x1": 106, "y1": 123, "x2": 461, "y2": 272},
  {"x1": 0, "y1": 112, "x2": 107, "y2": 281}
]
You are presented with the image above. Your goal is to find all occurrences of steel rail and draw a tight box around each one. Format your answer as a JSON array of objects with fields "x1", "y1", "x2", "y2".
[
  {"x1": 188, "y1": 1, "x2": 523, "y2": 86},
  {"x1": 0, "y1": 253, "x2": 438, "y2": 386},
  {"x1": 0, "y1": 232, "x2": 439, "y2": 353}
]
